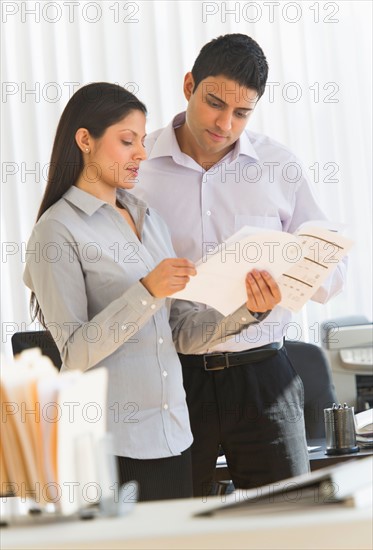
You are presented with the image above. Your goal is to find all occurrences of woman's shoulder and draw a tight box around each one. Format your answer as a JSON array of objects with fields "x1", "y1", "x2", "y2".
[{"x1": 30, "y1": 196, "x2": 75, "y2": 242}]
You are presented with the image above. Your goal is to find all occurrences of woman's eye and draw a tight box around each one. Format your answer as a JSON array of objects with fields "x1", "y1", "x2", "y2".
[{"x1": 121, "y1": 140, "x2": 133, "y2": 146}]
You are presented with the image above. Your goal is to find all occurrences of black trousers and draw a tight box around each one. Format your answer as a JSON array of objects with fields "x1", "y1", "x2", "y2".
[
  {"x1": 116, "y1": 448, "x2": 193, "y2": 502},
  {"x1": 179, "y1": 347, "x2": 310, "y2": 497}
]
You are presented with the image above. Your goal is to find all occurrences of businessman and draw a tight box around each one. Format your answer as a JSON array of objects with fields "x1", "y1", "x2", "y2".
[{"x1": 134, "y1": 34, "x2": 346, "y2": 496}]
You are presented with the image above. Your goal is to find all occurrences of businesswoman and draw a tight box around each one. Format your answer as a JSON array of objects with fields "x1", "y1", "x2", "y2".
[{"x1": 24, "y1": 83, "x2": 281, "y2": 501}]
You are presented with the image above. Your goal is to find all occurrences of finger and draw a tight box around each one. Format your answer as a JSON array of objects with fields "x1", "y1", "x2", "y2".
[
  {"x1": 171, "y1": 275, "x2": 190, "y2": 285},
  {"x1": 248, "y1": 270, "x2": 281, "y2": 311},
  {"x1": 169, "y1": 280, "x2": 190, "y2": 291},
  {"x1": 162, "y1": 258, "x2": 196, "y2": 277},
  {"x1": 245, "y1": 277, "x2": 257, "y2": 306},
  {"x1": 246, "y1": 272, "x2": 267, "y2": 311},
  {"x1": 250, "y1": 270, "x2": 269, "y2": 299},
  {"x1": 261, "y1": 271, "x2": 281, "y2": 301},
  {"x1": 249, "y1": 270, "x2": 281, "y2": 302},
  {"x1": 171, "y1": 258, "x2": 196, "y2": 270},
  {"x1": 172, "y1": 266, "x2": 197, "y2": 277},
  {"x1": 246, "y1": 272, "x2": 279, "y2": 312},
  {"x1": 159, "y1": 258, "x2": 194, "y2": 270},
  {"x1": 174, "y1": 271, "x2": 196, "y2": 279}
]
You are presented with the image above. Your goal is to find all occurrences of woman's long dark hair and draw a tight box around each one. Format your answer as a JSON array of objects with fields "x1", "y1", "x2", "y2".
[{"x1": 31, "y1": 82, "x2": 147, "y2": 325}]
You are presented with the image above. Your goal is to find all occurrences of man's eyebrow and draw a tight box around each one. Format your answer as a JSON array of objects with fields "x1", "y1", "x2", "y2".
[{"x1": 206, "y1": 93, "x2": 254, "y2": 111}]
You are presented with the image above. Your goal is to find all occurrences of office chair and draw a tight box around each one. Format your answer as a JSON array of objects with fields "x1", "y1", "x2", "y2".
[
  {"x1": 11, "y1": 330, "x2": 62, "y2": 370},
  {"x1": 284, "y1": 340, "x2": 337, "y2": 439}
]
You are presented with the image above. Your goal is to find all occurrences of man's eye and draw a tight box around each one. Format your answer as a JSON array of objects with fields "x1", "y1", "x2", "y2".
[
  {"x1": 207, "y1": 98, "x2": 222, "y2": 109},
  {"x1": 235, "y1": 111, "x2": 249, "y2": 119}
]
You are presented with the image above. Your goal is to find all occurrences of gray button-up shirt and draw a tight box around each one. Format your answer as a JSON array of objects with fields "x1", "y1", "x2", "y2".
[{"x1": 23, "y1": 186, "x2": 257, "y2": 458}]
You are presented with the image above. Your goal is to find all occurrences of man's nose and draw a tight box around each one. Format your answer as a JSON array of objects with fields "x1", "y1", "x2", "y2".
[{"x1": 216, "y1": 111, "x2": 232, "y2": 132}]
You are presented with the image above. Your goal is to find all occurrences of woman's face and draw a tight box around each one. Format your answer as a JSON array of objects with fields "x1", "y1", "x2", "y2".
[{"x1": 84, "y1": 110, "x2": 147, "y2": 191}]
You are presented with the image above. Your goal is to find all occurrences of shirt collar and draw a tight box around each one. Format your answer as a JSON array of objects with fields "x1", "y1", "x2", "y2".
[
  {"x1": 147, "y1": 111, "x2": 259, "y2": 162},
  {"x1": 63, "y1": 186, "x2": 150, "y2": 216},
  {"x1": 146, "y1": 113, "x2": 183, "y2": 161},
  {"x1": 231, "y1": 129, "x2": 259, "y2": 161}
]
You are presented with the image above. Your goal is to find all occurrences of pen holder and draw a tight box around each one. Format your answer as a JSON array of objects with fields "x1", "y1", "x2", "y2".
[{"x1": 324, "y1": 403, "x2": 359, "y2": 455}]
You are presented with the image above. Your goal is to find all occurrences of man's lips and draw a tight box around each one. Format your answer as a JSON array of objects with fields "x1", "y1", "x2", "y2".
[{"x1": 207, "y1": 130, "x2": 228, "y2": 142}]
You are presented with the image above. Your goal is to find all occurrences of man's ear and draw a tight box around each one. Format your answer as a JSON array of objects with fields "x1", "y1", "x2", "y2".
[
  {"x1": 75, "y1": 128, "x2": 92, "y2": 154},
  {"x1": 183, "y1": 72, "x2": 195, "y2": 101}
]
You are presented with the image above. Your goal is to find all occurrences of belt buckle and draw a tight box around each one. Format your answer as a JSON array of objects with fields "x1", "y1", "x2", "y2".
[{"x1": 203, "y1": 353, "x2": 229, "y2": 372}]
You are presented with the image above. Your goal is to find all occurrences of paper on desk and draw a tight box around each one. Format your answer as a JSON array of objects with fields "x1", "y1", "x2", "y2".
[
  {"x1": 170, "y1": 225, "x2": 353, "y2": 315},
  {"x1": 355, "y1": 409, "x2": 373, "y2": 435}
]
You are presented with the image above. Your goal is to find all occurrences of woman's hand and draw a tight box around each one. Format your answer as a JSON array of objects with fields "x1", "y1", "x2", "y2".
[
  {"x1": 245, "y1": 269, "x2": 281, "y2": 313},
  {"x1": 141, "y1": 258, "x2": 196, "y2": 298}
]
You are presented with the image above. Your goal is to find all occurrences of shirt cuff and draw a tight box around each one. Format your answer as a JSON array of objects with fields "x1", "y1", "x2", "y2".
[
  {"x1": 248, "y1": 309, "x2": 271, "y2": 322},
  {"x1": 124, "y1": 280, "x2": 165, "y2": 316}
]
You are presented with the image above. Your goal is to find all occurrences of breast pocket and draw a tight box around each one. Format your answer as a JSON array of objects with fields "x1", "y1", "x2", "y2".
[{"x1": 234, "y1": 215, "x2": 282, "y2": 232}]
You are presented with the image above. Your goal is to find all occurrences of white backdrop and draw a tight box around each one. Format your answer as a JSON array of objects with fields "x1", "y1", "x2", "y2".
[{"x1": 1, "y1": 0, "x2": 372, "y2": 356}]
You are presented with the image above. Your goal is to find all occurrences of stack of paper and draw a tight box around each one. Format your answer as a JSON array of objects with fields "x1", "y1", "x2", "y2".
[
  {"x1": 355, "y1": 409, "x2": 373, "y2": 448},
  {"x1": 171, "y1": 222, "x2": 353, "y2": 314},
  {"x1": 0, "y1": 350, "x2": 108, "y2": 515}
]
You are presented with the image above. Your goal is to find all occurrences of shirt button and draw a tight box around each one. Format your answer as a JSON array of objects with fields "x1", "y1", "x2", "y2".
[
  {"x1": 163, "y1": 404, "x2": 169, "y2": 410},
  {"x1": 121, "y1": 325, "x2": 127, "y2": 331},
  {"x1": 150, "y1": 304, "x2": 156, "y2": 310},
  {"x1": 241, "y1": 317, "x2": 247, "y2": 322},
  {"x1": 162, "y1": 370, "x2": 168, "y2": 377},
  {"x1": 206, "y1": 210, "x2": 211, "y2": 216},
  {"x1": 158, "y1": 337, "x2": 164, "y2": 344},
  {"x1": 141, "y1": 300, "x2": 147, "y2": 306}
]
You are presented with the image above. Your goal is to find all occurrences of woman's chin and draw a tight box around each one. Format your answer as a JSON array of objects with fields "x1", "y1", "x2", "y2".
[{"x1": 118, "y1": 179, "x2": 137, "y2": 190}]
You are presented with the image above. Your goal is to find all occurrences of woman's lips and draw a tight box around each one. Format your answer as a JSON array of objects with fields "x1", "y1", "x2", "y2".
[{"x1": 128, "y1": 167, "x2": 139, "y2": 176}]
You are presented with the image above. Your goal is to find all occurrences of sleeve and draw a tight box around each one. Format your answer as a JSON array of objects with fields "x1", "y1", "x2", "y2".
[
  {"x1": 169, "y1": 299, "x2": 261, "y2": 355},
  {"x1": 23, "y1": 219, "x2": 164, "y2": 371}
]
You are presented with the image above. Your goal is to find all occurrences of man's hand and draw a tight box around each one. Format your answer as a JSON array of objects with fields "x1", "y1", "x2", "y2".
[
  {"x1": 245, "y1": 270, "x2": 281, "y2": 313},
  {"x1": 141, "y1": 258, "x2": 196, "y2": 298}
]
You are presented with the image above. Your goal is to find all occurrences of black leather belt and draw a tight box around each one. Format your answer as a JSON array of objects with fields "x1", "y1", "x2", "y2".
[{"x1": 179, "y1": 341, "x2": 283, "y2": 372}]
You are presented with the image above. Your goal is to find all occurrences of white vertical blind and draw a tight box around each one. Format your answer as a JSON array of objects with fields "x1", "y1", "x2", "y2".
[{"x1": 1, "y1": 0, "x2": 372, "y2": 356}]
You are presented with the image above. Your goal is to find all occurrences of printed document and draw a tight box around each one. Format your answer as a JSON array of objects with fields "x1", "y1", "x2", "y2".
[{"x1": 171, "y1": 223, "x2": 353, "y2": 315}]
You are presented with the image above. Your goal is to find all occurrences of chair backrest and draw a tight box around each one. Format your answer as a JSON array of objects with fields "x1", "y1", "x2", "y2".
[
  {"x1": 284, "y1": 340, "x2": 337, "y2": 439},
  {"x1": 11, "y1": 331, "x2": 62, "y2": 370}
]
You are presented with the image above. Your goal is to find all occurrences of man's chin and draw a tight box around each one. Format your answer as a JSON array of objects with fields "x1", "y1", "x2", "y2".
[{"x1": 202, "y1": 139, "x2": 232, "y2": 155}]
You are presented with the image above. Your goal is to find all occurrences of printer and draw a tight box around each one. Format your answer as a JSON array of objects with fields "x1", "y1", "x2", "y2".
[{"x1": 321, "y1": 316, "x2": 373, "y2": 412}]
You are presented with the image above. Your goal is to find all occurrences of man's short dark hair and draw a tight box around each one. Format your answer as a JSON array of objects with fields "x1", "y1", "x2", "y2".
[{"x1": 191, "y1": 34, "x2": 268, "y2": 98}]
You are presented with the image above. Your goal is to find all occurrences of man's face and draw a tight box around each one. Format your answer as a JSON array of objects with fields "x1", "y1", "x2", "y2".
[{"x1": 183, "y1": 73, "x2": 259, "y2": 158}]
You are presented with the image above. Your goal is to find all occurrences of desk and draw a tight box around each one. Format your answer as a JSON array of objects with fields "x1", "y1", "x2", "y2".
[
  {"x1": 1, "y1": 496, "x2": 372, "y2": 549},
  {"x1": 214, "y1": 439, "x2": 373, "y2": 482}
]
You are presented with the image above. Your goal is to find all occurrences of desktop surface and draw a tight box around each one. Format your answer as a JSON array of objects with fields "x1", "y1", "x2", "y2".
[{"x1": 1, "y1": 495, "x2": 372, "y2": 550}]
